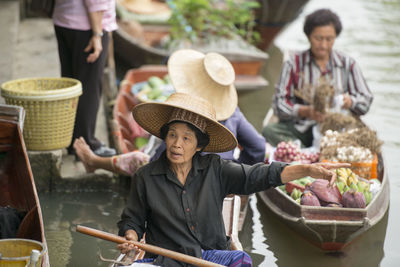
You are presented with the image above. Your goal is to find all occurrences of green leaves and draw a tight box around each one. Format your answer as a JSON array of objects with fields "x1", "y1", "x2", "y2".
[{"x1": 166, "y1": 0, "x2": 260, "y2": 45}]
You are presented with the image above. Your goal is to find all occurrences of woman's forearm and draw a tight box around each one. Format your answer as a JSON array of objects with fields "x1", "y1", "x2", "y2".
[
  {"x1": 88, "y1": 10, "x2": 104, "y2": 35},
  {"x1": 280, "y1": 164, "x2": 309, "y2": 184}
]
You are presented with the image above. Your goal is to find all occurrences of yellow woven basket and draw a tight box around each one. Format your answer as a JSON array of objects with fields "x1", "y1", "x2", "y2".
[{"x1": 1, "y1": 77, "x2": 82, "y2": 150}]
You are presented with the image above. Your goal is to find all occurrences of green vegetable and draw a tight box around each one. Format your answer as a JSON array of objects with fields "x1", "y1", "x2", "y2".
[
  {"x1": 147, "y1": 87, "x2": 163, "y2": 100},
  {"x1": 147, "y1": 76, "x2": 165, "y2": 89}
]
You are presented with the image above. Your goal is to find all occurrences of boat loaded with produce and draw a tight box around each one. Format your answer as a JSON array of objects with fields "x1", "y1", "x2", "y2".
[
  {"x1": 257, "y1": 106, "x2": 389, "y2": 251},
  {"x1": 111, "y1": 65, "x2": 172, "y2": 154},
  {"x1": 114, "y1": 0, "x2": 269, "y2": 90}
]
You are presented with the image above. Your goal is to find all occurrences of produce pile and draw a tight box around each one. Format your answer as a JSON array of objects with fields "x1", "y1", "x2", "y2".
[
  {"x1": 131, "y1": 75, "x2": 174, "y2": 102},
  {"x1": 273, "y1": 141, "x2": 319, "y2": 163},
  {"x1": 280, "y1": 168, "x2": 381, "y2": 208}
]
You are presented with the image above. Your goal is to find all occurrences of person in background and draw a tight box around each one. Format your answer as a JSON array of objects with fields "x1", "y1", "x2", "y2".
[
  {"x1": 262, "y1": 8, "x2": 373, "y2": 147},
  {"x1": 73, "y1": 49, "x2": 267, "y2": 175},
  {"x1": 116, "y1": 92, "x2": 349, "y2": 266},
  {"x1": 53, "y1": 0, "x2": 117, "y2": 157}
]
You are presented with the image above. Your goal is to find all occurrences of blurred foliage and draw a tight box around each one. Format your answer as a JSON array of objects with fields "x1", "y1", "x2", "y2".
[{"x1": 166, "y1": 0, "x2": 261, "y2": 45}]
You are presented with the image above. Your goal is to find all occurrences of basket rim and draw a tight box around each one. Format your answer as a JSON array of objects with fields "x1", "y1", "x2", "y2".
[
  {"x1": 1, "y1": 77, "x2": 82, "y2": 101},
  {"x1": 1, "y1": 77, "x2": 82, "y2": 96}
]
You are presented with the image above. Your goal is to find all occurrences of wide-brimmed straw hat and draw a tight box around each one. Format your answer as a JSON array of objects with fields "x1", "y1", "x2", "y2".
[
  {"x1": 119, "y1": 0, "x2": 171, "y2": 15},
  {"x1": 132, "y1": 92, "x2": 238, "y2": 152},
  {"x1": 167, "y1": 49, "x2": 237, "y2": 121}
]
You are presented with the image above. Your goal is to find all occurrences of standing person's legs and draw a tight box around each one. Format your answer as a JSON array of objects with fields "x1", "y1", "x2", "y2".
[
  {"x1": 55, "y1": 26, "x2": 114, "y2": 155},
  {"x1": 71, "y1": 30, "x2": 109, "y2": 152}
]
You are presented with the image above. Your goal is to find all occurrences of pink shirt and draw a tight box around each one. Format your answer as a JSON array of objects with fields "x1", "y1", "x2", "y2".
[{"x1": 53, "y1": 0, "x2": 117, "y2": 32}]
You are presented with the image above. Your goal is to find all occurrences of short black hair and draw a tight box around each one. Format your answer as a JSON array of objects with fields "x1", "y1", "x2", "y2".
[
  {"x1": 160, "y1": 121, "x2": 210, "y2": 151},
  {"x1": 303, "y1": 9, "x2": 342, "y2": 37}
]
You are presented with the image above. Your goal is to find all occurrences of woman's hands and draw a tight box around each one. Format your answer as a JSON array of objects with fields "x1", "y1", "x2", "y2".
[
  {"x1": 298, "y1": 105, "x2": 325, "y2": 123},
  {"x1": 117, "y1": 229, "x2": 140, "y2": 254},
  {"x1": 281, "y1": 162, "x2": 351, "y2": 186}
]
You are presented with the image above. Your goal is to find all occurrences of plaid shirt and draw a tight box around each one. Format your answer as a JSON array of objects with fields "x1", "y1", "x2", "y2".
[{"x1": 273, "y1": 49, "x2": 373, "y2": 132}]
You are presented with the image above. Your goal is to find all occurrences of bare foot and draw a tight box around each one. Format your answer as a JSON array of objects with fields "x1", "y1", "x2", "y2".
[{"x1": 73, "y1": 137, "x2": 97, "y2": 173}]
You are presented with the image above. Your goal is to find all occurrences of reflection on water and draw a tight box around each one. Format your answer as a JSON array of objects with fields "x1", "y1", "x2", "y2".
[{"x1": 40, "y1": 191, "x2": 127, "y2": 267}]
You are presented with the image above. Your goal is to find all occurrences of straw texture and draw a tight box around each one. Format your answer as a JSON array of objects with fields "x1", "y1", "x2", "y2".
[
  {"x1": 132, "y1": 93, "x2": 238, "y2": 152},
  {"x1": 1, "y1": 78, "x2": 82, "y2": 150},
  {"x1": 168, "y1": 49, "x2": 238, "y2": 121}
]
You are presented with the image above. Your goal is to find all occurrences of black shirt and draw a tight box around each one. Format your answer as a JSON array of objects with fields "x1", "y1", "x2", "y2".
[{"x1": 118, "y1": 152, "x2": 287, "y2": 264}]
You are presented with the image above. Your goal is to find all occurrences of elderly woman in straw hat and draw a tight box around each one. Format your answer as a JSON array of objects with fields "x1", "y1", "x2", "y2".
[
  {"x1": 72, "y1": 49, "x2": 267, "y2": 175},
  {"x1": 116, "y1": 92, "x2": 349, "y2": 266}
]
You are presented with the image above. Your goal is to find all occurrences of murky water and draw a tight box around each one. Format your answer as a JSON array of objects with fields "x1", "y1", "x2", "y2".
[
  {"x1": 39, "y1": 0, "x2": 400, "y2": 266},
  {"x1": 242, "y1": 0, "x2": 400, "y2": 266}
]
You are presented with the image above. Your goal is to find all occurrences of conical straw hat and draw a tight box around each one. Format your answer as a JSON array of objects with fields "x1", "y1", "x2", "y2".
[
  {"x1": 167, "y1": 49, "x2": 237, "y2": 121},
  {"x1": 132, "y1": 92, "x2": 238, "y2": 152}
]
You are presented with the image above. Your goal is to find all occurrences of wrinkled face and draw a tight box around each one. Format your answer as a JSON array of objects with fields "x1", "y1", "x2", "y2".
[
  {"x1": 165, "y1": 122, "x2": 200, "y2": 167},
  {"x1": 309, "y1": 24, "x2": 337, "y2": 61}
]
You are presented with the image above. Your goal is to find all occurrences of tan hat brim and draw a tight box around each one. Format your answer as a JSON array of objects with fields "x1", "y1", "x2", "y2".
[
  {"x1": 132, "y1": 100, "x2": 238, "y2": 153},
  {"x1": 167, "y1": 49, "x2": 238, "y2": 121}
]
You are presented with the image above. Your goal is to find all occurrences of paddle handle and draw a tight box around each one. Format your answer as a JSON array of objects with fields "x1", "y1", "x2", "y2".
[{"x1": 75, "y1": 225, "x2": 225, "y2": 267}]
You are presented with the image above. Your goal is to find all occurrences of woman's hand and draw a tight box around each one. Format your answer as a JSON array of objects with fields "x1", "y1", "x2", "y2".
[
  {"x1": 307, "y1": 162, "x2": 351, "y2": 185},
  {"x1": 342, "y1": 94, "x2": 353, "y2": 109},
  {"x1": 84, "y1": 35, "x2": 102, "y2": 63},
  {"x1": 298, "y1": 105, "x2": 325, "y2": 122},
  {"x1": 281, "y1": 162, "x2": 351, "y2": 186},
  {"x1": 117, "y1": 229, "x2": 140, "y2": 254}
]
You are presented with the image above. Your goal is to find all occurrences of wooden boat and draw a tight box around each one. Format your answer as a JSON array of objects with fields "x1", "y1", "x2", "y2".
[
  {"x1": 0, "y1": 104, "x2": 49, "y2": 265},
  {"x1": 113, "y1": 0, "x2": 310, "y2": 69},
  {"x1": 113, "y1": 2, "x2": 269, "y2": 90},
  {"x1": 255, "y1": 0, "x2": 310, "y2": 50},
  {"x1": 256, "y1": 109, "x2": 390, "y2": 251},
  {"x1": 110, "y1": 195, "x2": 243, "y2": 266}
]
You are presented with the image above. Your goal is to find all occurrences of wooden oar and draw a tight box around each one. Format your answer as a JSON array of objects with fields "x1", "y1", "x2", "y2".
[{"x1": 75, "y1": 225, "x2": 225, "y2": 267}]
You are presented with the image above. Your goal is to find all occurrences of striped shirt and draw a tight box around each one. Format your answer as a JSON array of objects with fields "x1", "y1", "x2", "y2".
[{"x1": 272, "y1": 49, "x2": 373, "y2": 133}]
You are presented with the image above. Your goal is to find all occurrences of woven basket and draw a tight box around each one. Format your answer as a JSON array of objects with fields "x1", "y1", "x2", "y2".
[{"x1": 1, "y1": 77, "x2": 82, "y2": 150}]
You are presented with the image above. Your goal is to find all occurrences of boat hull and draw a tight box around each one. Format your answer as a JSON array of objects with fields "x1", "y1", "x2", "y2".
[
  {"x1": 0, "y1": 104, "x2": 49, "y2": 266},
  {"x1": 257, "y1": 110, "x2": 390, "y2": 251}
]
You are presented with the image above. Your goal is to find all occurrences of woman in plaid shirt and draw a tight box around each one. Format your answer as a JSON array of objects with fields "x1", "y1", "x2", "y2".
[{"x1": 262, "y1": 8, "x2": 373, "y2": 147}]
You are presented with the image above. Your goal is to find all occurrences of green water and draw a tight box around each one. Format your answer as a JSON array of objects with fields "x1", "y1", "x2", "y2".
[{"x1": 39, "y1": 0, "x2": 400, "y2": 266}]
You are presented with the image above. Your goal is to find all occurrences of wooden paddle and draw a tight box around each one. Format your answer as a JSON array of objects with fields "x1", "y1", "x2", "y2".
[{"x1": 75, "y1": 225, "x2": 225, "y2": 267}]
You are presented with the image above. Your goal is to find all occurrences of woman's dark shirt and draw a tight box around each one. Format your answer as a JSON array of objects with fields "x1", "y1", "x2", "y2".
[{"x1": 117, "y1": 152, "x2": 287, "y2": 262}]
